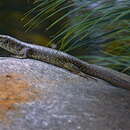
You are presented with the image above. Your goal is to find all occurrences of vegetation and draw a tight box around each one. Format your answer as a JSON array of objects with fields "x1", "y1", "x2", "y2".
[{"x1": 24, "y1": 0, "x2": 130, "y2": 74}]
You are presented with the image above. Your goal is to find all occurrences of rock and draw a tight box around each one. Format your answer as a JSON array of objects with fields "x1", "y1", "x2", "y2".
[{"x1": 0, "y1": 57, "x2": 130, "y2": 130}]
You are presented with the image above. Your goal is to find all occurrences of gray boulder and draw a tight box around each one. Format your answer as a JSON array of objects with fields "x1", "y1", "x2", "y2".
[{"x1": 0, "y1": 57, "x2": 130, "y2": 130}]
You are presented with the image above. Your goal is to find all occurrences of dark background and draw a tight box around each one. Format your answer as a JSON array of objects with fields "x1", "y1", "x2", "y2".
[{"x1": 0, "y1": 0, "x2": 51, "y2": 45}]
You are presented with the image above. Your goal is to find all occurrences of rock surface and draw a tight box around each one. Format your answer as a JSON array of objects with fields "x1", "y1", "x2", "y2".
[{"x1": 0, "y1": 57, "x2": 130, "y2": 130}]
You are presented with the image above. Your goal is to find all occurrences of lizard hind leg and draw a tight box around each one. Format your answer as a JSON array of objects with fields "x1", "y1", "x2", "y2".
[
  {"x1": 77, "y1": 71, "x2": 97, "y2": 81},
  {"x1": 64, "y1": 63, "x2": 97, "y2": 81}
]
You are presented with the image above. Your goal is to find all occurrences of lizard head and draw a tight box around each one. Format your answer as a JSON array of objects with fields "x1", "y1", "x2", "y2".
[
  {"x1": 0, "y1": 35, "x2": 26, "y2": 55},
  {"x1": 0, "y1": 35, "x2": 16, "y2": 51},
  {"x1": 0, "y1": 35, "x2": 10, "y2": 48}
]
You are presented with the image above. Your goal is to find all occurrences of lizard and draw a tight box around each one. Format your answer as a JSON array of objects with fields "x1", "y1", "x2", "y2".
[{"x1": 0, "y1": 34, "x2": 130, "y2": 90}]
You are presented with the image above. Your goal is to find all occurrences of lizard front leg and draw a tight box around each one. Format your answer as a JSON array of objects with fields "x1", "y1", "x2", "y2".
[{"x1": 11, "y1": 48, "x2": 30, "y2": 59}]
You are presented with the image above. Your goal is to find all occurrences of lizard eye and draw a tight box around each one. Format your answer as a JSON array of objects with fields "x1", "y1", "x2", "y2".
[{"x1": 4, "y1": 39, "x2": 9, "y2": 43}]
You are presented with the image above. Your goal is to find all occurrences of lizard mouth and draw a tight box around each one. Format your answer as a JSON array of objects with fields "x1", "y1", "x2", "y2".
[{"x1": 0, "y1": 39, "x2": 6, "y2": 42}]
